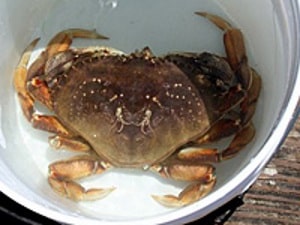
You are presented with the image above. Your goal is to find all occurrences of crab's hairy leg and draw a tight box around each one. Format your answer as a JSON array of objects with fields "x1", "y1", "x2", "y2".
[
  {"x1": 48, "y1": 155, "x2": 115, "y2": 201},
  {"x1": 13, "y1": 38, "x2": 40, "y2": 121},
  {"x1": 151, "y1": 162, "x2": 216, "y2": 207},
  {"x1": 46, "y1": 29, "x2": 109, "y2": 58},
  {"x1": 49, "y1": 135, "x2": 91, "y2": 152}
]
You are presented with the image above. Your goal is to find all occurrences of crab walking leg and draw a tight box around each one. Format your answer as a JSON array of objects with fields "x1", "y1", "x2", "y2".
[
  {"x1": 196, "y1": 69, "x2": 261, "y2": 145},
  {"x1": 195, "y1": 118, "x2": 242, "y2": 145},
  {"x1": 191, "y1": 13, "x2": 261, "y2": 160},
  {"x1": 49, "y1": 135, "x2": 91, "y2": 152},
  {"x1": 151, "y1": 163, "x2": 216, "y2": 207},
  {"x1": 13, "y1": 38, "x2": 40, "y2": 121},
  {"x1": 13, "y1": 38, "x2": 72, "y2": 136},
  {"x1": 48, "y1": 155, "x2": 115, "y2": 201},
  {"x1": 46, "y1": 28, "x2": 109, "y2": 58},
  {"x1": 192, "y1": 71, "x2": 260, "y2": 159},
  {"x1": 221, "y1": 122, "x2": 255, "y2": 160},
  {"x1": 196, "y1": 12, "x2": 252, "y2": 90},
  {"x1": 240, "y1": 70, "x2": 262, "y2": 124},
  {"x1": 179, "y1": 122, "x2": 255, "y2": 163},
  {"x1": 219, "y1": 72, "x2": 261, "y2": 160},
  {"x1": 26, "y1": 29, "x2": 109, "y2": 82},
  {"x1": 14, "y1": 30, "x2": 109, "y2": 135}
]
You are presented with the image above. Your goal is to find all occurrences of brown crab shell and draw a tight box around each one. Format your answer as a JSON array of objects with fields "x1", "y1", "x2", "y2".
[{"x1": 47, "y1": 51, "x2": 210, "y2": 167}]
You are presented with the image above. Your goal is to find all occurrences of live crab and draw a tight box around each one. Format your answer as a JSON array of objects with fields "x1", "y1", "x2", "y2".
[{"x1": 13, "y1": 12, "x2": 261, "y2": 207}]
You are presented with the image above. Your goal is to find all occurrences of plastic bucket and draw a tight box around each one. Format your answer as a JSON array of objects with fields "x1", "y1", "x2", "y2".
[{"x1": 0, "y1": 0, "x2": 299, "y2": 224}]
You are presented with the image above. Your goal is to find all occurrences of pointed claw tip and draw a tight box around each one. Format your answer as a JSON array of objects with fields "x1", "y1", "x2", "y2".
[
  {"x1": 84, "y1": 186, "x2": 116, "y2": 201},
  {"x1": 151, "y1": 194, "x2": 184, "y2": 208},
  {"x1": 151, "y1": 194, "x2": 160, "y2": 201},
  {"x1": 31, "y1": 37, "x2": 41, "y2": 45},
  {"x1": 96, "y1": 34, "x2": 110, "y2": 40},
  {"x1": 91, "y1": 29, "x2": 110, "y2": 40},
  {"x1": 23, "y1": 37, "x2": 40, "y2": 54},
  {"x1": 195, "y1": 11, "x2": 207, "y2": 17}
]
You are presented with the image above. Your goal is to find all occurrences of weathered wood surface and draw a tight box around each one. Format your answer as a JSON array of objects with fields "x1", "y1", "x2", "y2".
[
  {"x1": 224, "y1": 116, "x2": 300, "y2": 225},
  {"x1": 195, "y1": 116, "x2": 300, "y2": 225}
]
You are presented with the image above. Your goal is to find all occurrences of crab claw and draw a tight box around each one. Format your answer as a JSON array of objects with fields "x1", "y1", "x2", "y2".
[
  {"x1": 152, "y1": 177, "x2": 216, "y2": 207},
  {"x1": 48, "y1": 177, "x2": 115, "y2": 201},
  {"x1": 151, "y1": 162, "x2": 216, "y2": 207},
  {"x1": 48, "y1": 155, "x2": 115, "y2": 201}
]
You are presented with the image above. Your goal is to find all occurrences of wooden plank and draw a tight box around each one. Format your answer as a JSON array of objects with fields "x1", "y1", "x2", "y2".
[{"x1": 223, "y1": 116, "x2": 300, "y2": 225}]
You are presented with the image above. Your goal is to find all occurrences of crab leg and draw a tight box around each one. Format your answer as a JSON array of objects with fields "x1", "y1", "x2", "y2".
[
  {"x1": 49, "y1": 135, "x2": 91, "y2": 152},
  {"x1": 45, "y1": 29, "x2": 109, "y2": 58},
  {"x1": 240, "y1": 70, "x2": 261, "y2": 124},
  {"x1": 179, "y1": 122, "x2": 255, "y2": 163},
  {"x1": 13, "y1": 38, "x2": 40, "y2": 121},
  {"x1": 196, "y1": 12, "x2": 252, "y2": 90},
  {"x1": 48, "y1": 155, "x2": 115, "y2": 201},
  {"x1": 190, "y1": 13, "x2": 261, "y2": 160},
  {"x1": 221, "y1": 122, "x2": 255, "y2": 160},
  {"x1": 14, "y1": 29, "x2": 109, "y2": 136},
  {"x1": 195, "y1": 118, "x2": 242, "y2": 145},
  {"x1": 151, "y1": 162, "x2": 216, "y2": 207},
  {"x1": 13, "y1": 40, "x2": 69, "y2": 135}
]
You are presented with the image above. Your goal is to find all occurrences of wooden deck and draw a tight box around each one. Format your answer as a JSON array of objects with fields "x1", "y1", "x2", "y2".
[{"x1": 196, "y1": 116, "x2": 300, "y2": 225}]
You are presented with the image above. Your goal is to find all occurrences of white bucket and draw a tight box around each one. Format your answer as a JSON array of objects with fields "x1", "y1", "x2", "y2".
[{"x1": 0, "y1": 0, "x2": 299, "y2": 224}]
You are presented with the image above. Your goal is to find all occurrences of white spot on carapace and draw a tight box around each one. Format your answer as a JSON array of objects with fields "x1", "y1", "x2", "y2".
[{"x1": 109, "y1": 94, "x2": 118, "y2": 102}]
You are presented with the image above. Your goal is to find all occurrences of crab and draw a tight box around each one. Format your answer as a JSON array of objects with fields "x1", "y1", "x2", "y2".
[{"x1": 13, "y1": 12, "x2": 261, "y2": 207}]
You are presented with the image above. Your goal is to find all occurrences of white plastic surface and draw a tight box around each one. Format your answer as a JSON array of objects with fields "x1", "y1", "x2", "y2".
[{"x1": 0, "y1": 0, "x2": 299, "y2": 224}]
